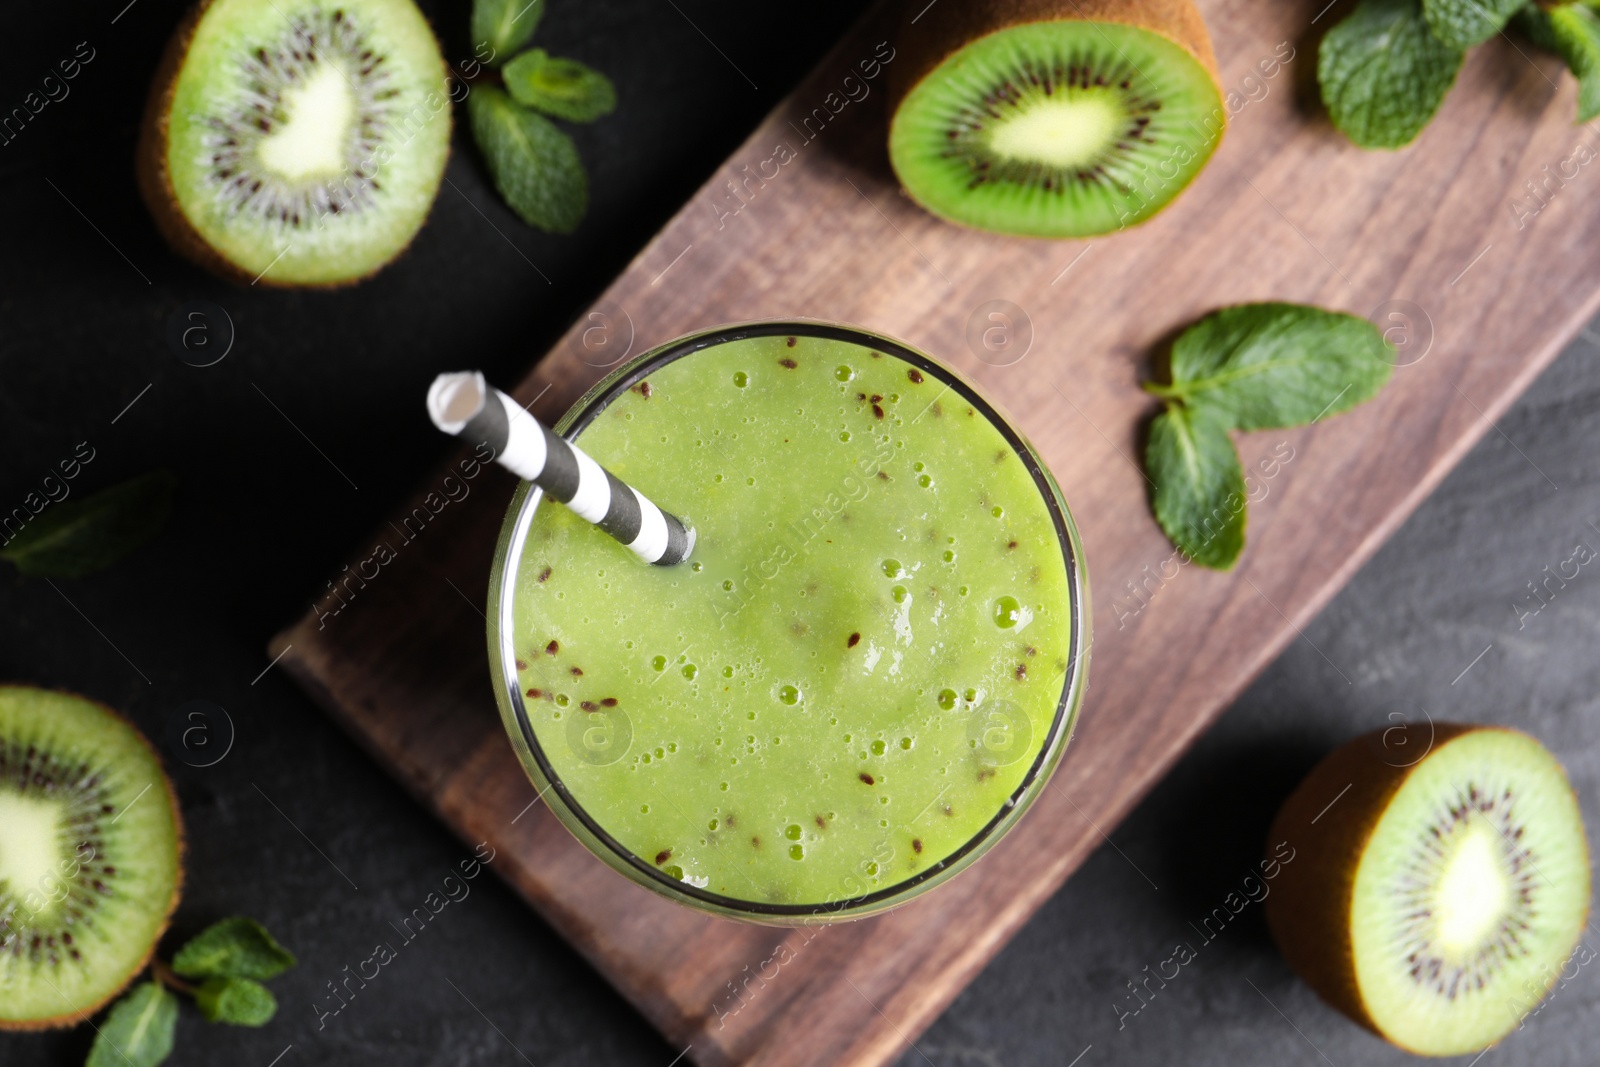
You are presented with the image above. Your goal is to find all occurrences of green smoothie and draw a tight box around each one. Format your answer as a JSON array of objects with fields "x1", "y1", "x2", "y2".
[{"x1": 505, "y1": 329, "x2": 1078, "y2": 909}]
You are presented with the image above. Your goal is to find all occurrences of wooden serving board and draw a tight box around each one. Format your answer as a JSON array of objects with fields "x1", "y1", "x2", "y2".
[{"x1": 271, "y1": 1, "x2": 1600, "y2": 1063}]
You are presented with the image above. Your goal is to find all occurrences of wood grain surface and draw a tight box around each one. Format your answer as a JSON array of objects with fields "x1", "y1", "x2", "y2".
[{"x1": 270, "y1": 1, "x2": 1600, "y2": 1063}]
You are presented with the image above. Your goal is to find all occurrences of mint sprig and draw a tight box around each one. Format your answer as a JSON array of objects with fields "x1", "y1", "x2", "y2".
[
  {"x1": 1319, "y1": 0, "x2": 1465, "y2": 149},
  {"x1": 467, "y1": 0, "x2": 612, "y2": 233},
  {"x1": 470, "y1": 86, "x2": 588, "y2": 233},
  {"x1": 85, "y1": 983, "x2": 178, "y2": 1067},
  {"x1": 472, "y1": 0, "x2": 543, "y2": 64},
  {"x1": 1423, "y1": 0, "x2": 1525, "y2": 47},
  {"x1": 1142, "y1": 303, "x2": 1395, "y2": 570},
  {"x1": 86, "y1": 918, "x2": 296, "y2": 1067},
  {"x1": 1533, "y1": 3, "x2": 1600, "y2": 121},
  {"x1": 503, "y1": 49, "x2": 616, "y2": 122},
  {"x1": 1320, "y1": 0, "x2": 1600, "y2": 146},
  {"x1": 1147, "y1": 404, "x2": 1248, "y2": 570},
  {"x1": 0, "y1": 470, "x2": 176, "y2": 578}
]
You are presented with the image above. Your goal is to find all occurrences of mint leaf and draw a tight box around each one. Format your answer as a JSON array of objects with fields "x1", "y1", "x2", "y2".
[
  {"x1": 1151, "y1": 303, "x2": 1394, "y2": 430},
  {"x1": 503, "y1": 49, "x2": 617, "y2": 123},
  {"x1": 195, "y1": 977, "x2": 277, "y2": 1027},
  {"x1": 1320, "y1": 0, "x2": 1465, "y2": 148},
  {"x1": 471, "y1": 0, "x2": 542, "y2": 65},
  {"x1": 470, "y1": 86, "x2": 587, "y2": 233},
  {"x1": 172, "y1": 917, "x2": 296, "y2": 981},
  {"x1": 1423, "y1": 0, "x2": 1523, "y2": 47},
  {"x1": 1147, "y1": 404, "x2": 1247, "y2": 571},
  {"x1": 0, "y1": 469, "x2": 176, "y2": 578},
  {"x1": 86, "y1": 983, "x2": 178, "y2": 1067},
  {"x1": 1546, "y1": 4, "x2": 1600, "y2": 121}
]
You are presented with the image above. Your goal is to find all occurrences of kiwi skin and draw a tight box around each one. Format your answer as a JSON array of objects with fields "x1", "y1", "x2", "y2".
[
  {"x1": 0, "y1": 685, "x2": 186, "y2": 1032},
  {"x1": 1262, "y1": 723, "x2": 1586, "y2": 1053},
  {"x1": 133, "y1": 0, "x2": 448, "y2": 289},
  {"x1": 135, "y1": 0, "x2": 250, "y2": 286},
  {"x1": 889, "y1": 0, "x2": 1224, "y2": 122}
]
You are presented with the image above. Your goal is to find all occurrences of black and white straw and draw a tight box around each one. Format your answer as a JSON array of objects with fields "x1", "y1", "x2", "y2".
[{"x1": 427, "y1": 371, "x2": 695, "y2": 566}]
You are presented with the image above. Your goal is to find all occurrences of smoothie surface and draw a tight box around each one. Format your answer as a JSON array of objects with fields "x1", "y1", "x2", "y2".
[{"x1": 510, "y1": 332, "x2": 1073, "y2": 906}]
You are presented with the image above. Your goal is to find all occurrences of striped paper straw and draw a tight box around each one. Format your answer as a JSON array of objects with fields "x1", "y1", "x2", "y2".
[{"x1": 427, "y1": 371, "x2": 695, "y2": 566}]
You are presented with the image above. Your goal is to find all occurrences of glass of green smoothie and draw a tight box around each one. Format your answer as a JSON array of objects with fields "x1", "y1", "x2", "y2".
[{"x1": 487, "y1": 321, "x2": 1089, "y2": 923}]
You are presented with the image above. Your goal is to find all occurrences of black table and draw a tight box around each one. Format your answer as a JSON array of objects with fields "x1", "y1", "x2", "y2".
[{"x1": 2, "y1": 1, "x2": 1595, "y2": 1064}]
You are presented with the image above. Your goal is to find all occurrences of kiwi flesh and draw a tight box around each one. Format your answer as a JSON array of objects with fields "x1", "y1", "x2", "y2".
[
  {"x1": 888, "y1": 0, "x2": 1225, "y2": 238},
  {"x1": 0, "y1": 687, "x2": 184, "y2": 1030},
  {"x1": 137, "y1": 0, "x2": 452, "y2": 287},
  {"x1": 1265, "y1": 724, "x2": 1590, "y2": 1056}
]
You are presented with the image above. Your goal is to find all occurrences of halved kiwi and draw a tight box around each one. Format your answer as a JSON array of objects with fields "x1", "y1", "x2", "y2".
[
  {"x1": 0, "y1": 687, "x2": 184, "y2": 1030},
  {"x1": 888, "y1": 0, "x2": 1226, "y2": 238},
  {"x1": 137, "y1": 0, "x2": 452, "y2": 287},
  {"x1": 1265, "y1": 724, "x2": 1591, "y2": 1056}
]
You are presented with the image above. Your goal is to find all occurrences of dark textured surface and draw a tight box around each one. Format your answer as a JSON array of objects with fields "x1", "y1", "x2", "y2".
[{"x1": 2, "y1": 2, "x2": 1597, "y2": 1067}]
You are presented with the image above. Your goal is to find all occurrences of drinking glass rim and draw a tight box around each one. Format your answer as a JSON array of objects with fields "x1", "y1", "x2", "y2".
[{"x1": 489, "y1": 319, "x2": 1090, "y2": 921}]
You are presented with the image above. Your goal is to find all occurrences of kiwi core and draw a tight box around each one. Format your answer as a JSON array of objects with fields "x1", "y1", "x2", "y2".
[
  {"x1": 1433, "y1": 821, "x2": 1510, "y2": 954},
  {"x1": 257, "y1": 64, "x2": 357, "y2": 180},
  {"x1": 987, "y1": 93, "x2": 1125, "y2": 169},
  {"x1": 0, "y1": 794, "x2": 63, "y2": 912}
]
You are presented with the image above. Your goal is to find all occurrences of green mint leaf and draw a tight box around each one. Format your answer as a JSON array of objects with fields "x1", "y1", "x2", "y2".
[
  {"x1": 86, "y1": 983, "x2": 178, "y2": 1067},
  {"x1": 470, "y1": 86, "x2": 588, "y2": 233},
  {"x1": 1320, "y1": 0, "x2": 1465, "y2": 148},
  {"x1": 1146, "y1": 404, "x2": 1247, "y2": 571},
  {"x1": 195, "y1": 977, "x2": 277, "y2": 1027},
  {"x1": 503, "y1": 49, "x2": 617, "y2": 123},
  {"x1": 1153, "y1": 303, "x2": 1394, "y2": 430},
  {"x1": 172, "y1": 917, "x2": 297, "y2": 981},
  {"x1": 0, "y1": 469, "x2": 176, "y2": 578},
  {"x1": 1547, "y1": 4, "x2": 1600, "y2": 121},
  {"x1": 1423, "y1": 0, "x2": 1523, "y2": 47},
  {"x1": 1517, "y1": 2, "x2": 1562, "y2": 49},
  {"x1": 471, "y1": 0, "x2": 543, "y2": 65}
]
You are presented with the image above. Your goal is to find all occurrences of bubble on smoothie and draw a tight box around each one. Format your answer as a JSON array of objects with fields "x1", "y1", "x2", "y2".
[
  {"x1": 919, "y1": 474, "x2": 933, "y2": 488},
  {"x1": 937, "y1": 689, "x2": 957, "y2": 710},
  {"x1": 652, "y1": 655, "x2": 667, "y2": 671},
  {"x1": 785, "y1": 823, "x2": 802, "y2": 840},
  {"x1": 943, "y1": 550, "x2": 956, "y2": 562},
  {"x1": 835, "y1": 365, "x2": 855, "y2": 382},
  {"x1": 892, "y1": 586, "x2": 909, "y2": 603},
  {"x1": 993, "y1": 596, "x2": 1033, "y2": 629},
  {"x1": 882, "y1": 559, "x2": 904, "y2": 578},
  {"x1": 682, "y1": 664, "x2": 698, "y2": 680},
  {"x1": 789, "y1": 845, "x2": 804, "y2": 860},
  {"x1": 901, "y1": 737, "x2": 914, "y2": 750},
  {"x1": 778, "y1": 685, "x2": 801, "y2": 705},
  {"x1": 871, "y1": 739, "x2": 886, "y2": 756},
  {"x1": 992, "y1": 505, "x2": 1004, "y2": 518},
  {"x1": 733, "y1": 372, "x2": 748, "y2": 387}
]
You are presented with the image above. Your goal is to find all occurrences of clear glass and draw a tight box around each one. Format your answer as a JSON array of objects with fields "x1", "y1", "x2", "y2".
[{"x1": 487, "y1": 321, "x2": 1090, "y2": 925}]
